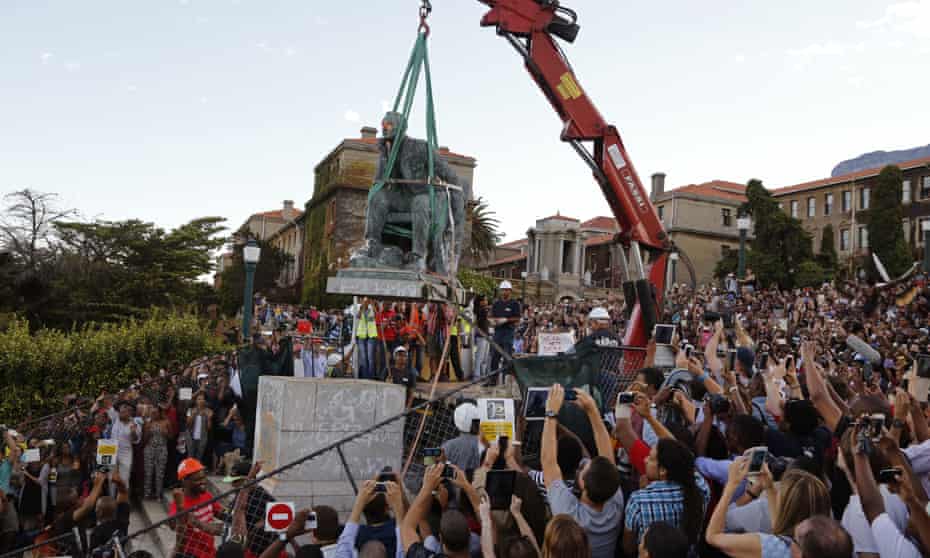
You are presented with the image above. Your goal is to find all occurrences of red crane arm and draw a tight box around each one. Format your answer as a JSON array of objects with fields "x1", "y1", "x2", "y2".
[{"x1": 478, "y1": 0, "x2": 670, "y2": 347}]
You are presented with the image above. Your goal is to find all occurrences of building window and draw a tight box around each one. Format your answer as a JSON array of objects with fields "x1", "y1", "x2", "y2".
[
  {"x1": 721, "y1": 245, "x2": 731, "y2": 257},
  {"x1": 790, "y1": 200, "x2": 799, "y2": 218},
  {"x1": 777, "y1": 202, "x2": 783, "y2": 211},
  {"x1": 860, "y1": 187, "x2": 870, "y2": 210},
  {"x1": 903, "y1": 179, "x2": 912, "y2": 204},
  {"x1": 840, "y1": 228, "x2": 850, "y2": 251},
  {"x1": 921, "y1": 177, "x2": 930, "y2": 200},
  {"x1": 824, "y1": 193, "x2": 833, "y2": 216},
  {"x1": 807, "y1": 197, "x2": 816, "y2": 218},
  {"x1": 858, "y1": 226, "x2": 869, "y2": 250},
  {"x1": 842, "y1": 190, "x2": 852, "y2": 212},
  {"x1": 657, "y1": 205, "x2": 664, "y2": 221},
  {"x1": 722, "y1": 208, "x2": 732, "y2": 227}
]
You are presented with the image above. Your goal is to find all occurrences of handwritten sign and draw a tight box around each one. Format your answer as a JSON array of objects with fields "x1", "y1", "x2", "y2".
[{"x1": 537, "y1": 332, "x2": 575, "y2": 355}]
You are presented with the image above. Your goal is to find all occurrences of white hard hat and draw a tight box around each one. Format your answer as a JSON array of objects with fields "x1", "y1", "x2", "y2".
[
  {"x1": 326, "y1": 354, "x2": 343, "y2": 367},
  {"x1": 453, "y1": 402, "x2": 479, "y2": 433},
  {"x1": 499, "y1": 280, "x2": 513, "y2": 290},
  {"x1": 588, "y1": 307, "x2": 609, "y2": 320}
]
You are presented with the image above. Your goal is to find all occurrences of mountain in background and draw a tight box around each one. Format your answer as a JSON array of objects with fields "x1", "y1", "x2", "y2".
[{"x1": 832, "y1": 144, "x2": 930, "y2": 176}]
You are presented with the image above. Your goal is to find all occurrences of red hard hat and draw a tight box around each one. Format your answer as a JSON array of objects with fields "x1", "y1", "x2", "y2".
[{"x1": 177, "y1": 458, "x2": 205, "y2": 480}]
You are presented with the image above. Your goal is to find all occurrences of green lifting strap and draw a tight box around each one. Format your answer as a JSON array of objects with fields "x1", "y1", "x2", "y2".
[{"x1": 369, "y1": 31, "x2": 448, "y2": 241}]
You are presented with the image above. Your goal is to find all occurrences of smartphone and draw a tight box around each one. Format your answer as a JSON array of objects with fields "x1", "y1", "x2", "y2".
[
  {"x1": 878, "y1": 467, "x2": 903, "y2": 484},
  {"x1": 722, "y1": 313, "x2": 734, "y2": 329},
  {"x1": 918, "y1": 354, "x2": 930, "y2": 379},
  {"x1": 866, "y1": 413, "x2": 885, "y2": 442},
  {"x1": 377, "y1": 467, "x2": 394, "y2": 483},
  {"x1": 745, "y1": 447, "x2": 767, "y2": 476},
  {"x1": 423, "y1": 448, "x2": 442, "y2": 466},
  {"x1": 863, "y1": 362, "x2": 874, "y2": 383},
  {"x1": 727, "y1": 349, "x2": 737, "y2": 370},
  {"x1": 485, "y1": 470, "x2": 517, "y2": 510},
  {"x1": 654, "y1": 324, "x2": 675, "y2": 345},
  {"x1": 306, "y1": 512, "x2": 318, "y2": 530},
  {"x1": 524, "y1": 388, "x2": 550, "y2": 421},
  {"x1": 617, "y1": 392, "x2": 636, "y2": 405},
  {"x1": 441, "y1": 464, "x2": 455, "y2": 480},
  {"x1": 564, "y1": 388, "x2": 578, "y2": 401},
  {"x1": 685, "y1": 344, "x2": 694, "y2": 358},
  {"x1": 759, "y1": 352, "x2": 769, "y2": 370},
  {"x1": 374, "y1": 482, "x2": 387, "y2": 493}
]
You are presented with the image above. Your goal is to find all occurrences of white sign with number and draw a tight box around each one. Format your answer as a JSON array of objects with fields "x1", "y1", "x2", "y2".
[
  {"x1": 96, "y1": 440, "x2": 118, "y2": 466},
  {"x1": 537, "y1": 332, "x2": 575, "y2": 355},
  {"x1": 179, "y1": 387, "x2": 193, "y2": 401}
]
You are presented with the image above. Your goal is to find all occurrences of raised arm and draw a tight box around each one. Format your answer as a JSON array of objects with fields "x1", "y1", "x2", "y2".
[
  {"x1": 801, "y1": 342, "x2": 842, "y2": 432},
  {"x1": 705, "y1": 321, "x2": 724, "y2": 375},
  {"x1": 706, "y1": 457, "x2": 762, "y2": 558},
  {"x1": 401, "y1": 464, "x2": 442, "y2": 553},
  {"x1": 541, "y1": 385, "x2": 565, "y2": 487},
  {"x1": 574, "y1": 389, "x2": 614, "y2": 463}
]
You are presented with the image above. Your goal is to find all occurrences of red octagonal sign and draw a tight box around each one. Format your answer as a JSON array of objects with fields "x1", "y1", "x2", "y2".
[{"x1": 265, "y1": 502, "x2": 295, "y2": 532}]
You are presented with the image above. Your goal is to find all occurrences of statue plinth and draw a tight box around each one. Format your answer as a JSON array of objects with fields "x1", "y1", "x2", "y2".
[{"x1": 326, "y1": 267, "x2": 465, "y2": 304}]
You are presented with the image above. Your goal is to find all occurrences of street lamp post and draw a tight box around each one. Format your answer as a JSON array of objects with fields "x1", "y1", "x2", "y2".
[
  {"x1": 737, "y1": 217, "x2": 751, "y2": 279},
  {"x1": 520, "y1": 271, "x2": 528, "y2": 302},
  {"x1": 922, "y1": 220, "x2": 930, "y2": 273},
  {"x1": 242, "y1": 240, "x2": 261, "y2": 343}
]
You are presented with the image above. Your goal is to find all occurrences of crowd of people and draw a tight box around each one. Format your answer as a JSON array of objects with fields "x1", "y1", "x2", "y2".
[{"x1": 6, "y1": 270, "x2": 930, "y2": 558}]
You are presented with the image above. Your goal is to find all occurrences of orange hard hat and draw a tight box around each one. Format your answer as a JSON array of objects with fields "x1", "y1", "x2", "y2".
[{"x1": 177, "y1": 458, "x2": 205, "y2": 480}]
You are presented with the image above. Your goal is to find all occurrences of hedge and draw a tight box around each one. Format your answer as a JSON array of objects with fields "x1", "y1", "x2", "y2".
[{"x1": 0, "y1": 312, "x2": 229, "y2": 424}]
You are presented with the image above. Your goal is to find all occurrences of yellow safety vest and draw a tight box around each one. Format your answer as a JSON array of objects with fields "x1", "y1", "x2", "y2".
[
  {"x1": 356, "y1": 309, "x2": 378, "y2": 339},
  {"x1": 451, "y1": 318, "x2": 471, "y2": 336}
]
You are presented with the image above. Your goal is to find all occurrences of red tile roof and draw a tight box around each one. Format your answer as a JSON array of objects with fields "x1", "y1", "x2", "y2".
[
  {"x1": 585, "y1": 234, "x2": 614, "y2": 247},
  {"x1": 581, "y1": 216, "x2": 619, "y2": 231},
  {"x1": 664, "y1": 180, "x2": 747, "y2": 202},
  {"x1": 486, "y1": 253, "x2": 527, "y2": 266},
  {"x1": 771, "y1": 154, "x2": 930, "y2": 196},
  {"x1": 253, "y1": 209, "x2": 304, "y2": 220},
  {"x1": 345, "y1": 138, "x2": 474, "y2": 161}
]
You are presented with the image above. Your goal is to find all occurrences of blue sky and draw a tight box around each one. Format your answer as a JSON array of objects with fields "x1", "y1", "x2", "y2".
[{"x1": 2, "y1": 0, "x2": 929, "y2": 243}]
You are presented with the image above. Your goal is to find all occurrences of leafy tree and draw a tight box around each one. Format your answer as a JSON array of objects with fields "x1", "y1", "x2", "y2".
[
  {"x1": 458, "y1": 268, "x2": 498, "y2": 299},
  {"x1": 739, "y1": 179, "x2": 815, "y2": 289},
  {"x1": 217, "y1": 230, "x2": 294, "y2": 315},
  {"x1": 713, "y1": 249, "x2": 738, "y2": 280},
  {"x1": 867, "y1": 165, "x2": 911, "y2": 277},
  {"x1": 818, "y1": 224, "x2": 838, "y2": 271},
  {"x1": 467, "y1": 197, "x2": 501, "y2": 261},
  {"x1": 0, "y1": 189, "x2": 77, "y2": 273},
  {"x1": 794, "y1": 260, "x2": 828, "y2": 288}
]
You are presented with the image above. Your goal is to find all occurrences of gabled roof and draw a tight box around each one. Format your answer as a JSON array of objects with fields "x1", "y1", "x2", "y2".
[
  {"x1": 497, "y1": 238, "x2": 528, "y2": 249},
  {"x1": 771, "y1": 154, "x2": 930, "y2": 196},
  {"x1": 581, "y1": 216, "x2": 619, "y2": 231},
  {"x1": 485, "y1": 253, "x2": 527, "y2": 266},
  {"x1": 661, "y1": 180, "x2": 747, "y2": 202},
  {"x1": 540, "y1": 213, "x2": 580, "y2": 222}
]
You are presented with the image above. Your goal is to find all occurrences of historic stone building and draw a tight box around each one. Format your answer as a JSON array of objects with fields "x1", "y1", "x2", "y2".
[
  {"x1": 771, "y1": 154, "x2": 930, "y2": 261},
  {"x1": 302, "y1": 126, "x2": 477, "y2": 305}
]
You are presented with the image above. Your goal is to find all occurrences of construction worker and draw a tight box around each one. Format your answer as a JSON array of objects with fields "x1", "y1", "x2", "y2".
[
  {"x1": 583, "y1": 307, "x2": 620, "y2": 348},
  {"x1": 355, "y1": 298, "x2": 379, "y2": 380},
  {"x1": 170, "y1": 458, "x2": 223, "y2": 558}
]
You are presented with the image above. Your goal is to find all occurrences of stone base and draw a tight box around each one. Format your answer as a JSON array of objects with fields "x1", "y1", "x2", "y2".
[
  {"x1": 327, "y1": 267, "x2": 465, "y2": 304},
  {"x1": 254, "y1": 377, "x2": 407, "y2": 516}
]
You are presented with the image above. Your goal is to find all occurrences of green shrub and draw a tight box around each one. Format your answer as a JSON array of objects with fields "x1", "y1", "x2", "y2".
[{"x1": 0, "y1": 312, "x2": 229, "y2": 424}]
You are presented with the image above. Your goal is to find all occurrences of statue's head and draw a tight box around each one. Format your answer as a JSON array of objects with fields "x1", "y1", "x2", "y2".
[{"x1": 381, "y1": 111, "x2": 406, "y2": 141}]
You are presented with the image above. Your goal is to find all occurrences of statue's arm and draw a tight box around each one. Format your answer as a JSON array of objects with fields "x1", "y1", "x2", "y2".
[{"x1": 433, "y1": 150, "x2": 460, "y2": 186}]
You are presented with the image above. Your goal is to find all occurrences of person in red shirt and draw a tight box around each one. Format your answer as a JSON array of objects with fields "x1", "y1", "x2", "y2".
[{"x1": 170, "y1": 458, "x2": 223, "y2": 558}]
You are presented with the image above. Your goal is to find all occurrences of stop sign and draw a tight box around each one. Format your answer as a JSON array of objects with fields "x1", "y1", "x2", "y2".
[{"x1": 265, "y1": 502, "x2": 295, "y2": 532}]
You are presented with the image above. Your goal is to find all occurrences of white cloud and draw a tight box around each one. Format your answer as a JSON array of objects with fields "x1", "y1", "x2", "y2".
[
  {"x1": 344, "y1": 110, "x2": 360, "y2": 122},
  {"x1": 733, "y1": 54, "x2": 746, "y2": 63},
  {"x1": 857, "y1": 1, "x2": 930, "y2": 37},
  {"x1": 381, "y1": 99, "x2": 391, "y2": 113},
  {"x1": 284, "y1": 46, "x2": 296, "y2": 57},
  {"x1": 126, "y1": 84, "x2": 138, "y2": 93},
  {"x1": 40, "y1": 52, "x2": 53, "y2": 64},
  {"x1": 64, "y1": 61, "x2": 81, "y2": 72}
]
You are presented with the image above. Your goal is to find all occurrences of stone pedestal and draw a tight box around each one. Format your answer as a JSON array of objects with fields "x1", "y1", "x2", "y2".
[
  {"x1": 326, "y1": 267, "x2": 465, "y2": 304},
  {"x1": 253, "y1": 377, "x2": 407, "y2": 515}
]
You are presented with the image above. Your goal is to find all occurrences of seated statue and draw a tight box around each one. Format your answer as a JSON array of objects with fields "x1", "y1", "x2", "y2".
[{"x1": 350, "y1": 111, "x2": 465, "y2": 275}]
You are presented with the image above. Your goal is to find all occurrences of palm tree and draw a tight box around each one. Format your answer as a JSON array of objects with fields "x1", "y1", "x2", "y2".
[{"x1": 467, "y1": 197, "x2": 501, "y2": 261}]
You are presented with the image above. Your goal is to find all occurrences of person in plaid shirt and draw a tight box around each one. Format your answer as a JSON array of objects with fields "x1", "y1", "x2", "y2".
[{"x1": 622, "y1": 438, "x2": 710, "y2": 554}]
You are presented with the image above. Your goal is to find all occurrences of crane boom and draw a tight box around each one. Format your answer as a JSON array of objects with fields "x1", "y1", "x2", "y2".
[{"x1": 478, "y1": 0, "x2": 670, "y2": 347}]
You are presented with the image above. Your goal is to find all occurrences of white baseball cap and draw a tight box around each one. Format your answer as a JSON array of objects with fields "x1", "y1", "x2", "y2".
[
  {"x1": 499, "y1": 280, "x2": 513, "y2": 290},
  {"x1": 393, "y1": 345, "x2": 408, "y2": 355},
  {"x1": 588, "y1": 307, "x2": 609, "y2": 320}
]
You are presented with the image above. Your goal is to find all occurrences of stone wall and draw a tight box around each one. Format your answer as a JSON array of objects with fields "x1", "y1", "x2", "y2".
[{"x1": 254, "y1": 377, "x2": 407, "y2": 516}]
